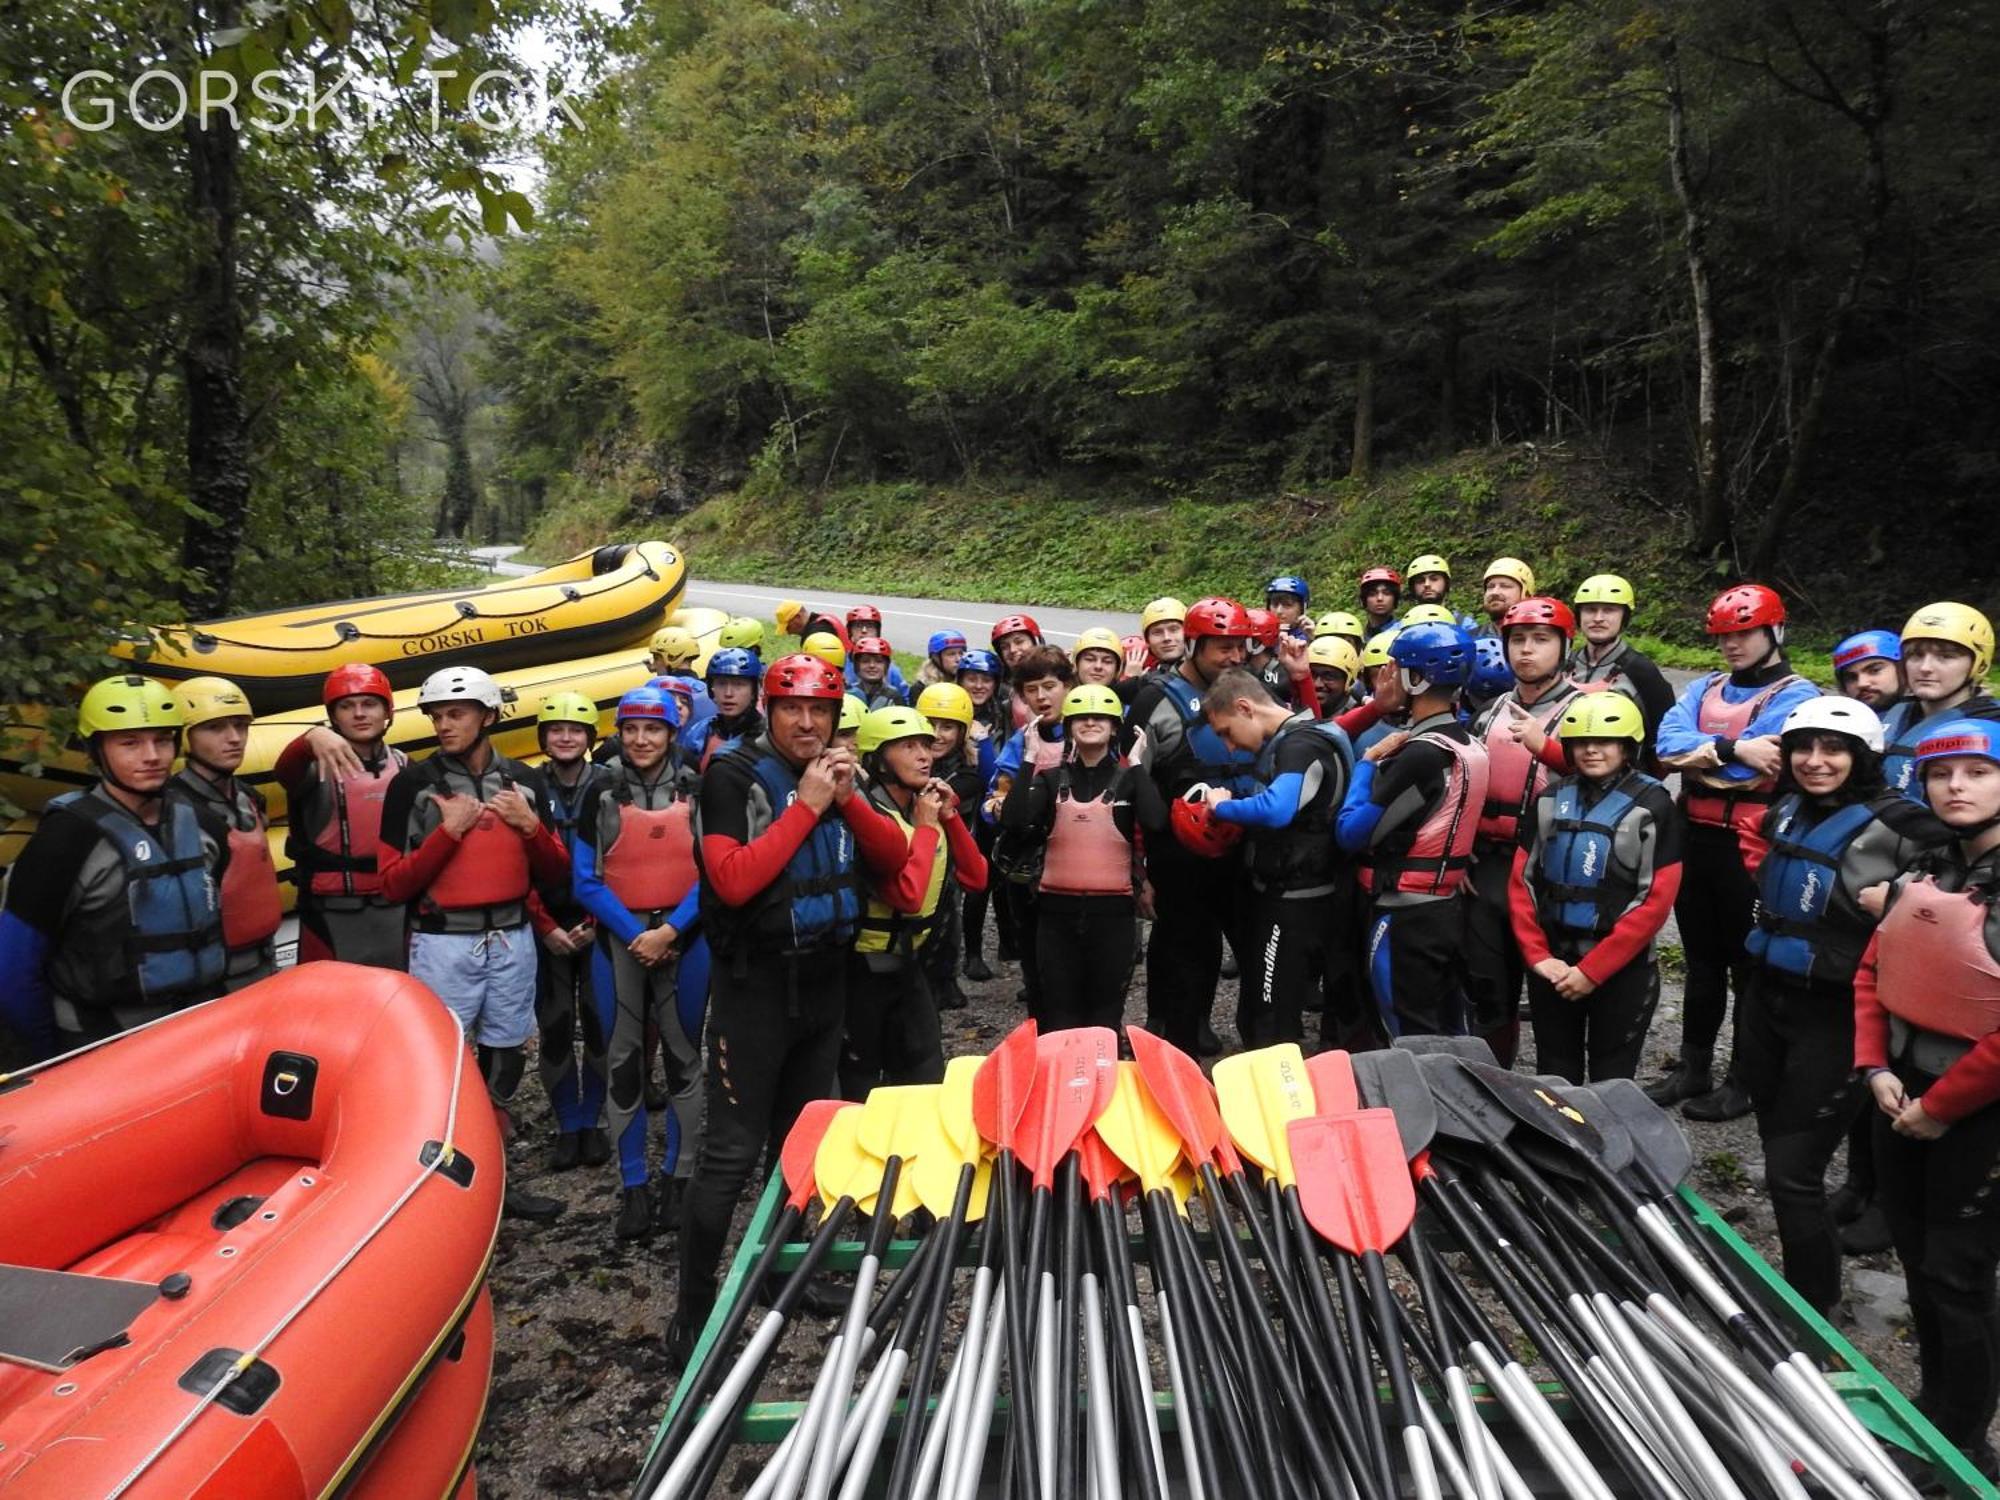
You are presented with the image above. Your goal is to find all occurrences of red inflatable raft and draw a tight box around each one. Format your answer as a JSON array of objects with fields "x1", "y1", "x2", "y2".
[{"x1": 0, "y1": 964, "x2": 503, "y2": 1498}]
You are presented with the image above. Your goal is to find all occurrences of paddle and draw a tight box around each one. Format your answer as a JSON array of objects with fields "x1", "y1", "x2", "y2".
[
  {"x1": 1289, "y1": 1109, "x2": 1440, "y2": 1500},
  {"x1": 1073, "y1": 1131, "x2": 1138, "y2": 1500},
  {"x1": 1128, "y1": 1028, "x2": 1346, "y2": 1500},
  {"x1": 634, "y1": 1099, "x2": 848, "y2": 1499},
  {"x1": 970, "y1": 1019, "x2": 1045, "y2": 1500}
]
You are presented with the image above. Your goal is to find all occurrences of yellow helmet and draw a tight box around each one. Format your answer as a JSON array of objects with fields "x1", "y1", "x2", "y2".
[
  {"x1": 537, "y1": 690, "x2": 601, "y2": 734},
  {"x1": 1314, "y1": 610, "x2": 1365, "y2": 642},
  {"x1": 857, "y1": 705, "x2": 933, "y2": 755},
  {"x1": 1140, "y1": 597, "x2": 1187, "y2": 631},
  {"x1": 1407, "y1": 553, "x2": 1451, "y2": 582},
  {"x1": 802, "y1": 632, "x2": 848, "y2": 670},
  {"x1": 1401, "y1": 604, "x2": 1457, "y2": 628},
  {"x1": 717, "y1": 615, "x2": 766, "y2": 652},
  {"x1": 649, "y1": 625, "x2": 700, "y2": 666},
  {"x1": 775, "y1": 599, "x2": 809, "y2": 636},
  {"x1": 1556, "y1": 691, "x2": 1646, "y2": 743},
  {"x1": 839, "y1": 694, "x2": 867, "y2": 733},
  {"x1": 174, "y1": 675, "x2": 253, "y2": 728},
  {"x1": 1574, "y1": 574, "x2": 1636, "y2": 610},
  {"x1": 1359, "y1": 629, "x2": 1400, "y2": 670},
  {"x1": 78, "y1": 675, "x2": 182, "y2": 738},
  {"x1": 1483, "y1": 557, "x2": 1536, "y2": 594},
  {"x1": 1075, "y1": 627, "x2": 1125, "y2": 659},
  {"x1": 1306, "y1": 636, "x2": 1362, "y2": 680},
  {"x1": 1062, "y1": 684, "x2": 1124, "y2": 721},
  {"x1": 1902, "y1": 602, "x2": 1995, "y2": 680},
  {"x1": 915, "y1": 682, "x2": 975, "y2": 727}
]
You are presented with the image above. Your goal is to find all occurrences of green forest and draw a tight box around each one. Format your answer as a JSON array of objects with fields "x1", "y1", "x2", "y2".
[{"x1": 7, "y1": 0, "x2": 2000, "y2": 710}]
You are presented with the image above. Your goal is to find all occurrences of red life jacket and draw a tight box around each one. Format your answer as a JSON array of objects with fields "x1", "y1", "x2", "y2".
[
  {"x1": 427, "y1": 807, "x2": 532, "y2": 911},
  {"x1": 301, "y1": 751, "x2": 404, "y2": 897},
  {"x1": 1025, "y1": 726, "x2": 1065, "y2": 774},
  {"x1": 221, "y1": 817, "x2": 283, "y2": 949},
  {"x1": 1040, "y1": 772, "x2": 1133, "y2": 897},
  {"x1": 1681, "y1": 673, "x2": 1801, "y2": 844},
  {"x1": 1368, "y1": 731, "x2": 1491, "y2": 897},
  {"x1": 1876, "y1": 876, "x2": 2000, "y2": 1042},
  {"x1": 1478, "y1": 689, "x2": 1573, "y2": 844},
  {"x1": 603, "y1": 800, "x2": 698, "y2": 912}
]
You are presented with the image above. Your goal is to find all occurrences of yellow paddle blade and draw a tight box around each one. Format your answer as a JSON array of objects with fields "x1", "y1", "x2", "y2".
[
  {"x1": 815, "y1": 1103, "x2": 880, "y2": 1213},
  {"x1": 858, "y1": 1083, "x2": 938, "y2": 1163},
  {"x1": 1093, "y1": 1061, "x2": 1184, "y2": 1192},
  {"x1": 886, "y1": 1160, "x2": 923, "y2": 1220},
  {"x1": 912, "y1": 1145, "x2": 994, "y2": 1223},
  {"x1": 1213, "y1": 1043, "x2": 1314, "y2": 1185},
  {"x1": 940, "y1": 1054, "x2": 988, "y2": 1163},
  {"x1": 1168, "y1": 1162, "x2": 1199, "y2": 1210}
]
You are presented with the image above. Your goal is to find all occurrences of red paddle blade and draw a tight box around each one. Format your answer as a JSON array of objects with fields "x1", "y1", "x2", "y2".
[
  {"x1": 1127, "y1": 1026, "x2": 1232, "y2": 1174},
  {"x1": 1287, "y1": 1109, "x2": 1416, "y2": 1256},
  {"x1": 1077, "y1": 1129, "x2": 1131, "y2": 1202},
  {"x1": 971, "y1": 1018, "x2": 1040, "y2": 1154},
  {"x1": 780, "y1": 1099, "x2": 851, "y2": 1210},
  {"x1": 1020, "y1": 1027, "x2": 1119, "y2": 1187},
  {"x1": 1306, "y1": 1049, "x2": 1360, "y2": 1115}
]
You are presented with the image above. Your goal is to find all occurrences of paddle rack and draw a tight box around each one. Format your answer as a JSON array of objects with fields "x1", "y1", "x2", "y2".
[{"x1": 643, "y1": 1168, "x2": 1991, "y2": 1497}]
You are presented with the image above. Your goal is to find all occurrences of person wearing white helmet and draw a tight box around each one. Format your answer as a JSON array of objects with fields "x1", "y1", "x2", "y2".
[
  {"x1": 1733, "y1": 697, "x2": 1946, "y2": 1316},
  {"x1": 376, "y1": 664, "x2": 572, "y2": 1222}
]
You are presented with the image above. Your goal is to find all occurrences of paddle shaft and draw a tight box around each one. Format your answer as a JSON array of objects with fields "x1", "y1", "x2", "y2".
[
  {"x1": 1280, "y1": 1185, "x2": 1395, "y2": 1500},
  {"x1": 801, "y1": 1155, "x2": 907, "y2": 1500},
  {"x1": 1087, "y1": 1189, "x2": 1167, "y2": 1500},
  {"x1": 1139, "y1": 1187, "x2": 1243, "y2": 1500},
  {"x1": 881, "y1": 1164, "x2": 982, "y2": 1499},
  {"x1": 992, "y1": 1150, "x2": 1044, "y2": 1500}
]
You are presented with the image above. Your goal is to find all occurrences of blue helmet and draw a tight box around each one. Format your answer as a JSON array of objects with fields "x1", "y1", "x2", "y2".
[
  {"x1": 1266, "y1": 575, "x2": 1311, "y2": 606},
  {"x1": 616, "y1": 685, "x2": 680, "y2": 728},
  {"x1": 1471, "y1": 635, "x2": 1515, "y2": 697},
  {"x1": 1833, "y1": 629, "x2": 1902, "y2": 675},
  {"x1": 957, "y1": 648, "x2": 1001, "y2": 678},
  {"x1": 1388, "y1": 621, "x2": 1476, "y2": 688},
  {"x1": 705, "y1": 647, "x2": 762, "y2": 684},
  {"x1": 928, "y1": 629, "x2": 968, "y2": 659},
  {"x1": 1913, "y1": 717, "x2": 2000, "y2": 769}
]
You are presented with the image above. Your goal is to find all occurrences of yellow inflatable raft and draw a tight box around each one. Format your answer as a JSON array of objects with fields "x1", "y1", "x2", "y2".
[{"x1": 109, "y1": 541, "x2": 685, "y2": 712}]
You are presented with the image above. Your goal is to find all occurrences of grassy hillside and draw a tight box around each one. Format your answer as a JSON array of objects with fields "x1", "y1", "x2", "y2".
[{"x1": 524, "y1": 447, "x2": 2000, "y2": 677}]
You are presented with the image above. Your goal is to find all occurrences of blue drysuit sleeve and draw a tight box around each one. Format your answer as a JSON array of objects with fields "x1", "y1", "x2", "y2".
[
  {"x1": 572, "y1": 825, "x2": 647, "y2": 946},
  {"x1": 1334, "y1": 761, "x2": 1385, "y2": 854},
  {"x1": 0, "y1": 912, "x2": 56, "y2": 1059},
  {"x1": 1654, "y1": 675, "x2": 1717, "y2": 762},
  {"x1": 667, "y1": 883, "x2": 702, "y2": 936},
  {"x1": 1212, "y1": 772, "x2": 1307, "y2": 829}
]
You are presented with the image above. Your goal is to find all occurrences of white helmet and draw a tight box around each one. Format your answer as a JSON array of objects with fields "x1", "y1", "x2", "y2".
[
  {"x1": 1779, "y1": 696, "x2": 1884, "y2": 753},
  {"x1": 417, "y1": 665, "x2": 505, "y2": 712}
]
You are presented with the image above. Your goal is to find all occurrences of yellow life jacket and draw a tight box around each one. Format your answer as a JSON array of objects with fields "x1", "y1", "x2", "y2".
[{"x1": 854, "y1": 788, "x2": 950, "y2": 955}]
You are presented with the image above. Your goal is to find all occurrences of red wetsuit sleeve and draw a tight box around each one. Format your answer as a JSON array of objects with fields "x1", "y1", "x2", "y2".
[
  {"x1": 840, "y1": 792, "x2": 916, "y2": 877},
  {"x1": 700, "y1": 800, "x2": 822, "y2": 908},
  {"x1": 375, "y1": 825, "x2": 463, "y2": 905},
  {"x1": 527, "y1": 889, "x2": 558, "y2": 938},
  {"x1": 876, "y1": 825, "x2": 942, "y2": 913},
  {"x1": 1292, "y1": 672, "x2": 1321, "y2": 719},
  {"x1": 945, "y1": 813, "x2": 988, "y2": 893},
  {"x1": 1335, "y1": 700, "x2": 1382, "y2": 737},
  {"x1": 275, "y1": 734, "x2": 316, "y2": 794},
  {"x1": 1533, "y1": 737, "x2": 1571, "y2": 775},
  {"x1": 1922, "y1": 1038, "x2": 2000, "y2": 1124},
  {"x1": 1576, "y1": 860, "x2": 1682, "y2": 986},
  {"x1": 1507, "y1": 846, "x2": 1554, "y2": 968},
  {"x1": 525, "y1": 822, "x2": 569, "y2": 885},
  {"x1": 1853, "y1": 933, "x2": 1891, "y2": 1071}
]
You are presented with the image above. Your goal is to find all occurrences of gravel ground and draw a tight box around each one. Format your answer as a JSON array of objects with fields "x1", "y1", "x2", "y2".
[{"x1": 471, "y1": 926, "x2": 1933, "y2": 1497}]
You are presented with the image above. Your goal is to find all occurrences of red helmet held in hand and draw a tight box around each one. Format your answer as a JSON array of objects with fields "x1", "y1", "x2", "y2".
[
  {"x1": 763, "y1": 652, "x2": 847, "y2": 702},
  {"x1": 1705, "y1": 583, "x2": 1786, "y2": 636},
  {"x1": 323, "y1": 663, "x2": 393, "y2": 708},
  {"x1": 1171, "y1": 797, "x2": 1245, "y2": 858},
  {"x1": 1183, "y1": 597, "x2": 1253, "y2": 643}
]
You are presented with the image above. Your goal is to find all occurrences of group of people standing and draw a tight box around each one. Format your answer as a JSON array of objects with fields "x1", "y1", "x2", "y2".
[{"x1": 2, "y1": 558, "x2": 1997, "y2": 1478}]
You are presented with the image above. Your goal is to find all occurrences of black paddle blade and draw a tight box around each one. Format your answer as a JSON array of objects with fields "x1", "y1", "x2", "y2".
[
  {"x1": 1591, "y1": 1077, "x2": 1694, "y2": 1190},
  {"x1": 1350, "y1": 1047, "x2": 1438, "y2": 1159},
  {"x1": 1536, "y1": 1078, "x2": 1635, "y2": 1174},
  {"x1": 1393, "y1": 1034, "x2": 1498, "y2": 1066},
  {"x1": 1411, "y1": 1052, "x2": 1513, "y2": 1147},
  {"x1": 1462, "y1": 1060, "x2": 1605, "y2": 1158}
]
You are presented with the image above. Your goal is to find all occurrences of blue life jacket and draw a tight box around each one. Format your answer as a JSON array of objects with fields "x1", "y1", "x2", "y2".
[
  {"x1": 1534, "y1": 775, "x2": 1656, "y2": 955},
  {"x1": 1880, "y1": 701, "x2": 1923, "y2": 800},
  {"x1": 50, "y1": 791, "x2": 226, "y2": 1006},
  {"x1": 1160, "y1": 673, "x2": 1259, "y2": 797},
  {"x1": 697, "y1": 745, "x2": 864, "y2": 956},
  {"x1": 1746, "y1": 795, "x2": 1878, "y2": 982}
]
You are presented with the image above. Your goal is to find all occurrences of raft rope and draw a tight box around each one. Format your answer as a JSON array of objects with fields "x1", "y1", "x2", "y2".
[{"x1": 98, "y1": 1026, "x2": 472, "y2": 1500}]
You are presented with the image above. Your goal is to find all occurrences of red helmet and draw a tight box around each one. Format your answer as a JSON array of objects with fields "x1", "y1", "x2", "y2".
[
  {"x1": 763, "y1": 652, "x2": 847, "y2": 701},
  {"x1": 1245, "y1": 608, "x2": 1282, "y2": 651},
  {"x1": 846, "y1": 604, "x2": 883, "y2": 630},
  {"x1": 851, "y1": 636, "x2": 893, "y2": 659},
  {"x1": 1359, "y1": 566, "x2": 1403, "y2": 591},
  {"x1": 1170, "y1": 797, "x2": 1245, "y2": 858},
  {"x1": 1121, "y1": 633, "x2": 1148, "y2": 661},
  {"x1": 323, "y1": 663, "x2": 393, "y2": 708},
  {"x1": 1499, "y1": 596, "x2": 1577, "y2": 641},
  {"x1": 1183, "y1": 596, "x2": 1253, "y2": 643},
  {"x1": 991, "y1": 614, "x2": 1043, "y2": 646},
  {"x1": 1705, "y1": 583, "x2": 1786, "y2": 636}
]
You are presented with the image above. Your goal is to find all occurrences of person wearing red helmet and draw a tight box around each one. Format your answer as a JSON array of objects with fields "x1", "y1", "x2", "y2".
[
  {"x1": 1463, "y1": 597, "x2": 1584, "y2": 1066},
  {"x1": 841, "y1": 605, "x2": 911, "y2": 700},
  {"x1": 1128, "y1": 596, "x2": 1261, "y2": 1055},
  {"x1": 1652, "y1": 582, "x2": 1822, "y2": 1120},
  {"x1": 276, "y1": 663, "x2": 411, "y2": 968},
  {"x1": 666, "y1": 652, "x2": 918, "y2": 1368},
  {"x1": 850, "y1": 636, "x2": 907, "y2": 709},
  {"x1": 1358, "y1": 566, "x2": 1402, "y2": 640},
  {"x1": 991, "y1": 613, "x2": 1044, "y2": 671}
]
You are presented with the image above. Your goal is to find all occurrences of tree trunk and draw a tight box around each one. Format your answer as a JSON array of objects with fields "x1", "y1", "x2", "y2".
[
  {"x1": 1348, "y1": 355, "x2": 1375, "y2": 482},
  {"x1": 439, "y1": 420, "x2": 478, "y2": 538},
  {"x1": 1438, "y1": 313, "x2": 1460, "y2": 449},
  {"x1": 1664, "y1": 39, "x2": 1728, "y2": 558},
  {"x1": 178, "y1": 4, "x2": 250, "y2": 618}
]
